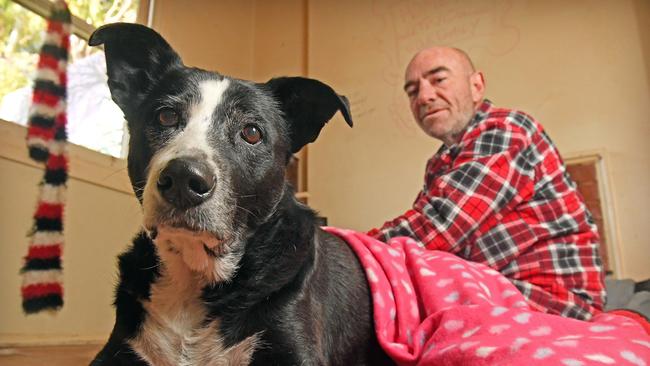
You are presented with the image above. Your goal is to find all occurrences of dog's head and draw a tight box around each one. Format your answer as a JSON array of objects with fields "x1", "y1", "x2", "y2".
[{"x1": 90, "y1": 23, "x2": 351, "y2": 282}]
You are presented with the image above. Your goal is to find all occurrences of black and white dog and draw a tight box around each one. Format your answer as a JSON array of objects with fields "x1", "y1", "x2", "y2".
[{"x1": 88, "y1": 23, "x2": 391, "y2": 365}]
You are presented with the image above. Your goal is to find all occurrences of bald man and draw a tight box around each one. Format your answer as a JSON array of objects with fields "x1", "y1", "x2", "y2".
[{"x1": 368, "y1": 47, "x2": 606, "y2": 320}]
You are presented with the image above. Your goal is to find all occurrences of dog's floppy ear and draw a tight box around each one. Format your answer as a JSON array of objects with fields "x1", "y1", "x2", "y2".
[
  {"x1": 89, "y1": 23, "x2": 182, "y2": 118},
  {"x1": 265, "y1": 77, "x2": 353, "y2": 153}
]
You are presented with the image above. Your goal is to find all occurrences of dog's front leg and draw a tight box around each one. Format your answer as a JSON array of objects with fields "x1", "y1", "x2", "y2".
[
  {"x1": 91, "y1": 233, "x2": 159, "y2": 365},
  {"x1": 90, "y1": 320, "x2": 148, "y2": 366},
  {"x1": 91, "y1": 344, "x2": 146, "y2": 366}
]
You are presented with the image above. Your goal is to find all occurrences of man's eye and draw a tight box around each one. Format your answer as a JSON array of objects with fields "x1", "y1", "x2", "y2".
[
  {"x1": 241, "y1": 124, "x2": 263, "y2": 144},
  {"x1": 435, "y1": 77, "x2": 446, "y2": 84},
  {"x1": 157, "y1": 108, "x2": 179, "y2": 127},
  {"x1": 406, "y1": 89, "x2": 418, "y2": 98}
]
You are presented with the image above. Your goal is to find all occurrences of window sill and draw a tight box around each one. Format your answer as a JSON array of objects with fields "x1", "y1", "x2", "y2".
[{"x1": 0, "y1": 119, "x2": 132, "y2": 195}]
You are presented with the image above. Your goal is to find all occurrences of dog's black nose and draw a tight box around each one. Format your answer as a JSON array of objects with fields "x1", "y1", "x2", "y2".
[{"x1": 157, "y1": 158, "x2": 216, "y2": 209}]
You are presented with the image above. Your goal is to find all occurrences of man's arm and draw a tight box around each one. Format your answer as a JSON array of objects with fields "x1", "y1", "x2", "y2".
[{"x1": 369, "y1": 119, "x2": 537, "y2": 254}]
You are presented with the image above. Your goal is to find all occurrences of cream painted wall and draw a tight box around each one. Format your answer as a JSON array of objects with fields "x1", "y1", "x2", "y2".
[
  {"x1": 252, "y1": 0, "x2": 306, "y2": 81},
  {"x1": 0, "y1": 156, "x2": 141, "y2": 345},
  {"x1": 307, "y1": 0, "x2": 650, "y2": 280},
  {"x1": 152, "y1": 0, "x2": 255, "y2": 79},
  {"x1": 152, "y1": 1, "x2": 307, "y2": 81}
]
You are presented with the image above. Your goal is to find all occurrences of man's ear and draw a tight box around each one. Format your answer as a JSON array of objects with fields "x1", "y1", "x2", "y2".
[
  {"x1": 265, "y1": 77, "x2": 353, "y2": 153},
  {"x1": 470, "y1": 71, "x2": 486, "y2": 104},
  {"x1": 89, "y1": 22, "x2": 182, "y2": 119}
]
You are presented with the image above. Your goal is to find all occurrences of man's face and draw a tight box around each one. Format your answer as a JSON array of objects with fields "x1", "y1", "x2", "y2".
[{"x1": 404, "y1": 48, "x2": 484, "y2": 146}]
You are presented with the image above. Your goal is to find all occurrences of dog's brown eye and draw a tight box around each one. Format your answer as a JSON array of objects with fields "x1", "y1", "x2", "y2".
[
  {"x1": 241, "y1": 125, "x2": 262, "y2": 144},
  {"x1": 158, "y1": 108, "x2": 179, "y2": 127}
]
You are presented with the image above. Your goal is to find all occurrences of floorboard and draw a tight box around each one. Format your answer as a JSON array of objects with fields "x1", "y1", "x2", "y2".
[{"x1": 0, "y1": 344, "x2": 102, "y2": 366}]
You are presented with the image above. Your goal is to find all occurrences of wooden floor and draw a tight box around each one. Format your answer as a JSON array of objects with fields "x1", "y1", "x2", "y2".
[{"x1": 0, "y1": 344, "x2": 102, "y2": 366}]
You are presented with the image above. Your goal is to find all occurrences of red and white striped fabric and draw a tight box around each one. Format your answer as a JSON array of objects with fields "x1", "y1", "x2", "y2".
[
  {"x1": 326, "y1": 227, "x2": 650, "y2": 365},
  {"x1": 22, "y1": 0, "x2": 71, "y2": 313}
]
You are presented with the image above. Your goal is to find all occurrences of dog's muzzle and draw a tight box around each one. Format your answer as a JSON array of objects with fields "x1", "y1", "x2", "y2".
[{"x1": 157, "y1": 158, "x2": 216, "y2": 209}]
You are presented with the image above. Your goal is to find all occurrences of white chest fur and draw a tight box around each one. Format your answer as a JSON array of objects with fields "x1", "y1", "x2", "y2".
[{"x1": 128, "y1": 251, "x2": 260, "y2": 366}]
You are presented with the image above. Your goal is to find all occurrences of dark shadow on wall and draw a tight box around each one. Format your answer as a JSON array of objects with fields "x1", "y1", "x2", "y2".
[{"x1": 633, "y1": 0, "x2": 650, "y2": 92}]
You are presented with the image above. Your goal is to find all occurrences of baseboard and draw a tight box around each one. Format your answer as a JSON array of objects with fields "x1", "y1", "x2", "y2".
[{"x1": 0, "y1": 334, "x2": 106, "y2": 347}]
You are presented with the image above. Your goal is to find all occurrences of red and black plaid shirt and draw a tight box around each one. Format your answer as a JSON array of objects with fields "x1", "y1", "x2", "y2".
[{"x1": 368, "y1": 100, "x2": 606, "y2": 320}]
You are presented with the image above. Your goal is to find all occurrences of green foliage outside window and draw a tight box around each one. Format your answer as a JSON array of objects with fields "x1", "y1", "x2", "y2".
[
  {"x1": 0, "y1": 0, "x2": 45, "y2": 102},
  {"x1": 0, "y1": 0, "x2": 138, "y2": 102}
]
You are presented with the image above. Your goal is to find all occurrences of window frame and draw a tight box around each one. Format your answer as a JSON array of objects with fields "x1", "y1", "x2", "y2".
[
  {"x1": 564, "y1": 150, "x2": 622, "y2": 277},
  {"x1": 0, "y1": 118, "x2": 133, "y2": 195},
  {"x1": 14, "y1": 0, "x2": 96, "y2": 39}
]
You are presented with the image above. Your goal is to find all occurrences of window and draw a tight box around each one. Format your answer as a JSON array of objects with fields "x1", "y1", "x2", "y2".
[{"x1": 0, "y1": 0, "x2": 140, "y2": 158}]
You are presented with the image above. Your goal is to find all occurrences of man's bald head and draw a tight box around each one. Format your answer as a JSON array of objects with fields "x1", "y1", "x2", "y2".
[
  {"x1": 405, "y1": 47, "x2": 476, "y2": 86},
  {"x1": 403, "y1": 47, "x2": 485, "y2": 146},
  {"x1": 448, "y1": 47, "x2": 476, "y2": 72}
]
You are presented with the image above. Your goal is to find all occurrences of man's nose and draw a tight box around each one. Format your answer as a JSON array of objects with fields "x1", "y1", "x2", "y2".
[{"x1": 416, "y1": 81, "x2": 437, "y2": 105}]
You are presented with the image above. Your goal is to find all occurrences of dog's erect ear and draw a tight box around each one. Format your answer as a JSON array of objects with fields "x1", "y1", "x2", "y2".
[
  {"x1": 89, "y1": 23, "x2": 182, "y2": 118},
  {"x1": 265, "y1": 77, "x2": 353, "y2": 153}
]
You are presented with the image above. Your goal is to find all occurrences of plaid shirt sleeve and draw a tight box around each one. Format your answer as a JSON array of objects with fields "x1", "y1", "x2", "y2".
[
  {"x1": 368, "y1": 101, "x2": 605, "y2": 320},
  {"x1": 369, "y1": 110, "x2": 536, "y2": 254}
]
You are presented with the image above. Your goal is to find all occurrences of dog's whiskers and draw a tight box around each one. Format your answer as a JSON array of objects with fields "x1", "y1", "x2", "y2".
[
  {"x1": 235, "y1": 205, "x2": 259, "y2": 220},
  {"x1": 141, "y1": 262, "x2": 161, "y2": 270},
  {"x1": 235, "y1": 194, "x2": 257, "y2": 198}
]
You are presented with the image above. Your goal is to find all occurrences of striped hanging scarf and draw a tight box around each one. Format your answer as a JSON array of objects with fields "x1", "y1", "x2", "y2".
[{"x1": 22, "y1": 0, "x2": 71, "y2": 314}]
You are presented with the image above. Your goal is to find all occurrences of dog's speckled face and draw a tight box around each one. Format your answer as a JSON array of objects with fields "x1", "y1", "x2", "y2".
[
  {"x1": 90, "y1": 23, "x2": 352, "y2": 282},
  {"x1": 136, "y1": 74, "x2": 290, "y2": 281}
]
